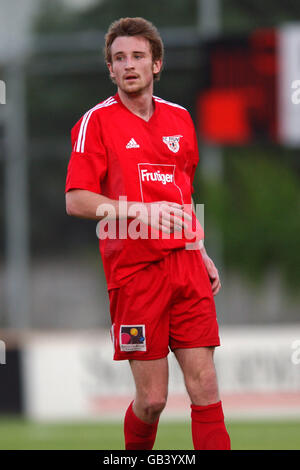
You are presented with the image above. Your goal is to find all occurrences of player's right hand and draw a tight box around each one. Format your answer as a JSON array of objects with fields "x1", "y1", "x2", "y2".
[{"x1": 135, "y1": 201, "x2": 192, "y2": 234}]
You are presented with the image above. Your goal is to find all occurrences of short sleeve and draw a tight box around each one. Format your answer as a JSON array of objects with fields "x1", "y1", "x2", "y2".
[{"x1": 65, "y1": 110, "x2": 107, "y2": 194}]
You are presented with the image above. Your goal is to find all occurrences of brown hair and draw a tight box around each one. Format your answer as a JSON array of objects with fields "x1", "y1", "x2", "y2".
[{"x1": 104, "y1": 17, "x2": 164, "y2": 81}]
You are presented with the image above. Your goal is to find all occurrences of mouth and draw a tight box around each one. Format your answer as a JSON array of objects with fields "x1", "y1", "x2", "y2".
[{"x1": 124, "y1": 74, "x2": 139, "y2": 81}]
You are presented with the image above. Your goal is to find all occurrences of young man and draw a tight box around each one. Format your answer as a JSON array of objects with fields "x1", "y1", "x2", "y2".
[{"x1": 65, "y1": 17, "x2": 230, "y2": 450}]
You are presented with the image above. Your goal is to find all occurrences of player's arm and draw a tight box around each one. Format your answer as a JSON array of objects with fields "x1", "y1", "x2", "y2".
[
  {"x1": 191, "y1": 197, "x2": 221, "y2": 296},
  {"x1": 66, "y1": 189, "x2": 131, "y2": 221},
  {"x1": 66, "y1": 189, "x2": 190, "y2": 233}
]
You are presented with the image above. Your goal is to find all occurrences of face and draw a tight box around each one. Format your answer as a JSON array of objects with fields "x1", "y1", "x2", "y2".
[{"x1": 107, "y1": 35, "x2": 162, "y2": 96}]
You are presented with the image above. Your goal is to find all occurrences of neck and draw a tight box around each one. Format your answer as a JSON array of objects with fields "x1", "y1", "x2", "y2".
[{"x1": 118, "y1": 88, "x2": 154, "y2": 122}]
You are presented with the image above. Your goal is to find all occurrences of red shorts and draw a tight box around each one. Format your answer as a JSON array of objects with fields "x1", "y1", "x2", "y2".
[{"x1": 108, "y1": 248, "x2": 220, "y2": 361}]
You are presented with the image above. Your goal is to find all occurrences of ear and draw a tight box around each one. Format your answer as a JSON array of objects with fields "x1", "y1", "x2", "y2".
[
  {"x1": 153, "y1": 59, "x2": 162, "y2": 75},
  {"x1": 107, "y1": 62, "x2": 115, "y2": 80}
]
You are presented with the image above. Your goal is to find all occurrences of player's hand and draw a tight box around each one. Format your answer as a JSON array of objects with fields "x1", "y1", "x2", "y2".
[
  {"x1": 201, "y1": 253, "x2": 221, "y2": 296},
  {"x1": 135, "y1": 201, "x2": 192, "y2": 234}
]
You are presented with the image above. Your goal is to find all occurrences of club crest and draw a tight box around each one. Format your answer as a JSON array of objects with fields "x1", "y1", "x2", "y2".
[{"x1": 162, "y1": 135, "x2": 183, "y2": 153}]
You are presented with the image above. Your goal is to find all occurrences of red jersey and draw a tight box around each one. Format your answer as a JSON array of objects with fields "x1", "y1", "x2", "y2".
[{"x1": 65, "y1": 93, "x2": 203, "y2": 289}]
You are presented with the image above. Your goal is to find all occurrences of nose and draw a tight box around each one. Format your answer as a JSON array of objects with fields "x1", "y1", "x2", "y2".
[{"x1": 124, "y1": 56, "x2": 135, "y2": 69}]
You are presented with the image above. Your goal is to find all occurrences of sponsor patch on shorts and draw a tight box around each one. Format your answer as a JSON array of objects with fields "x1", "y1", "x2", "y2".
[{"x1": 119, "y1": 325, "x2": 146, "y2": 352}]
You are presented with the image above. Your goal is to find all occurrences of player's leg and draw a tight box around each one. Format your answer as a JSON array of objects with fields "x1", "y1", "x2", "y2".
[
  {"x1": 124, "y1": 357, "x2": 168, "y2": 450},
  {"x1": 168, "y1": 249, "x2": 230, "y2": 449},
  {"x1": 108, "y1": 256, "x2": 171, "y2": 449},
  {"x1": 174, "y1": 346, "x2": 219, "y2": 405},
  {"x1": 174, "y1": 346, "x2": 230, "y2": 450},
  {"x1": 129, "y1": 357, "x2": 169, "y2": 423}
]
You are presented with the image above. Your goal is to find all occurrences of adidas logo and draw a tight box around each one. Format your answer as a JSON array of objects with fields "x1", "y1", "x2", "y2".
[{"x1": 126, "y1": 138, "x2": 140, "y2": 149}]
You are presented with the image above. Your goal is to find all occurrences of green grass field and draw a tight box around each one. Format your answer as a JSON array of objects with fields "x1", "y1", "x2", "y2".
[{"x1": 0, "y1": 418, "x2": 299, "y2": 450}]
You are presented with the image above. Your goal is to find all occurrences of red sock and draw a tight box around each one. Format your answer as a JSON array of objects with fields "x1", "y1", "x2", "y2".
[
  {"x1": 191, "y1": 401, "x2": 231, "y2": 450},
  {"x1": 124, "y1": 401, "x2": 159, "y2": 450}
]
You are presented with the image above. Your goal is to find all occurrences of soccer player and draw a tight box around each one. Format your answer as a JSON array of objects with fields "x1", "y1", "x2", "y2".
[{"x1": 65, "y1": 17, "x2": 230, "y2": 450}]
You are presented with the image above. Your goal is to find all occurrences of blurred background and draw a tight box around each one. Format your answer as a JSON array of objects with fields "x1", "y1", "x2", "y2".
[{"x1": 0, "y1": 0, "x2": 300, "y2": 450}]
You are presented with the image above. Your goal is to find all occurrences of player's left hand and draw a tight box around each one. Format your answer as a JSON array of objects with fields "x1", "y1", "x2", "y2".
[{"x1": 201, "y1": 254, "x2": 221, "y2": 296}]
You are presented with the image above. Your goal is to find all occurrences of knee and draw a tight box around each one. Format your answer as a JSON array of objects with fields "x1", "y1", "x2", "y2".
[
  {"x1": 140, "y1": 396, "x2": 167, "y2": 420},
  {"x1": 146, "y1": 396, "x2": 167, "y2": 416},
  {"x1": 186, "y1": 367, "x2": 219, "y2": 404}
]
